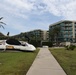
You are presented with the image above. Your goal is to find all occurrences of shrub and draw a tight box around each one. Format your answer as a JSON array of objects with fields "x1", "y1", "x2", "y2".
[
  {"x1": 65, "y1": 46, "x2": 69, "y2": 50},
  {"x1": 30, "y1": 41, "x2": 53, "y2": 47},
  {"x1": 42, "y1": 42, "x2": 53, "y2": 47},
  {"x1": 29, "y1": 40, "x2": 41, "y2": 47},
  {"x1": 69, "y1": 45, "x2": 75, "y2": 50},
  {"x1": 65, "y1": 45, "x2": 75, "y2": 51}
]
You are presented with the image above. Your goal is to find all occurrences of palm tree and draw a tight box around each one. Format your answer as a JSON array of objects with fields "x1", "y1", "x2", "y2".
[
  {"x1": 0, "y1": 17, "x2": 6, "y2": 29},
  {"x1": 0, "y1": 17, "x2": 6, "y2": 51}
]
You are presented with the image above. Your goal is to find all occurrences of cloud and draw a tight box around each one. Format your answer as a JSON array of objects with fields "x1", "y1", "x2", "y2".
[
  {"x1": 1, "y1": 0, "x2": 76, "y2": 36},
  {"x1": 41, "y1": 0, "x2": 76, "y2": 20},
  {"x1": 0, "y1": 0, "x2": 34, "y2": 19},
  {"x1": 29, "y1": 0, "x2": 76, "y2": 20},
  {"x1": 60, "y1": 0, "x2": 76, "y2": 20},
  {"x1": 6, "y1": 0, "x2": 33, "y2": 11},
  {"x1": 1, "y1": 0, "x2": 76, "y2": 20}
]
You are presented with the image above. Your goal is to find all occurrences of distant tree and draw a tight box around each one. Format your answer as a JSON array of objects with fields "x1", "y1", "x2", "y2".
[
  {"x1": 0, "y1": 17, "x2": 6, "y2": 29},
  {"x1": 49, "y1": 29, "x2": 54, "y2": 42},
  {"x1": 53, "y1": 26, "x2": 61, "y2": 45},
  {"x1": 49, "y1": 26, "x2": 61, "y2": 46},
  {"x1": 24, "y1": 34, "x2": 30, "y2": 42}
]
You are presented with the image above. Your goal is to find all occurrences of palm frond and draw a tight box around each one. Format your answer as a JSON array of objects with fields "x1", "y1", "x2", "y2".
[
  {"x1": 0, "y1": 22, "x2": 6, "y2": 25},
  {"x1": 0, "y1": 25, "x2": 5, "y2": 29},
  {"x1": 0, "y1": 17, "x2": 3, "y2": 20},
  {"x1": 0, "y1": 17, "x2": 6, "y2": 29}
]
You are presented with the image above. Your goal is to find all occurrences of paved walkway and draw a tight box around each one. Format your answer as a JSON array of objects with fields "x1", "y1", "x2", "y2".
[{"x1": 26, "y1": 48, "x2": 67, "y2": 75}]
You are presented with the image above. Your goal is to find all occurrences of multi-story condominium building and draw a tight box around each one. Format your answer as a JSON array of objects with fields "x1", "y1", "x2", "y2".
[
  {"x1": 49, "y1": 20, "x2": 76, "y2": 42},
  {"x1": 26, "y1": 29, "x2": 43, "y2": 41},
  {"x1": 42, "y1": 30, "x2": 49, "y2": 41},
  {"x1": 26, "y1": 29, "x2": 49, "y2": 41}
]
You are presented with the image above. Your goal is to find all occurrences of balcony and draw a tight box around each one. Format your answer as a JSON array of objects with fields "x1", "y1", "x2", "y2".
[
  {"x1": 62, "y1": 28, "x2": 72, "y2": 31},
  {"x1": 63, "y1": 24, "x2": 72, "y2": 27}
]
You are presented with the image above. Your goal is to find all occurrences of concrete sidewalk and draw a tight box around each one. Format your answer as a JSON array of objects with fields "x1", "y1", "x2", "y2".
[{"x1": 26, "y1": 48, "x2": 67, "y2": 75}]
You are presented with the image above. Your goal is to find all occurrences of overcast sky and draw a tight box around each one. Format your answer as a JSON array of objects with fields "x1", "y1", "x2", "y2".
[{"x1": 0, "y1": 0, "x2": 76, "y2": 35}]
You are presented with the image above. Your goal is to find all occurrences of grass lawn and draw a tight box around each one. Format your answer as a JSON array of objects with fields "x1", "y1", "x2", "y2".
[
  {"x1": 0, "y1": 49, "x2": 39, "y2": 75},
  {"x1": 49, "y1": 48, "x2": 76, "y2": 75}
]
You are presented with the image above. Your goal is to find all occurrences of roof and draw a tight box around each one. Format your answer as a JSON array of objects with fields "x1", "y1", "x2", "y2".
[{"x1": 49, "y1": 20, "x2": 76, "y2": 27}]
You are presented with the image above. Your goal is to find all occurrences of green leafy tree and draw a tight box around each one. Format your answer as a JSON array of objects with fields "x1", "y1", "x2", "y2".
[
  {"x1": 50, "y1": 26, "x2": 61, "y2": 46},
  {"x1": 53, "y1": 26, "x2": 61, "y2": 42},
  {"x1": 49, "y1": 29, "x2": 54, "y2": 42}
]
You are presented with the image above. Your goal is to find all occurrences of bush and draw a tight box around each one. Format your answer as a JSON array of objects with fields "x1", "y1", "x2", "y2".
[
  {"x1": 29, "y1": 40, "x2": 53, "y2": 47},
  {"x1": 69, "y1": 45, "x2": 75, "y2": 50},
  {"x1": 65, "y1": 45, "x2": 75, "y2": 50},
  {"x1": 42, "y1": 42, "x2": 53, "y2": 47},
  {"x1": 29, "y1": 40, "x2": 41, "y2": 47},
  {"x1": 65, "y1": 46, "x2": 69, "y2": 50}
]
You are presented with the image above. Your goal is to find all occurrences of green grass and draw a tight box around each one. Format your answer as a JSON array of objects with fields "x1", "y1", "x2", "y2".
[
  {"x1": 0, "y1": 49, "x2": 39, "y2": 75},
  {"x1": 49, "y1": 48, "x2": 76, "y2": 75}
]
